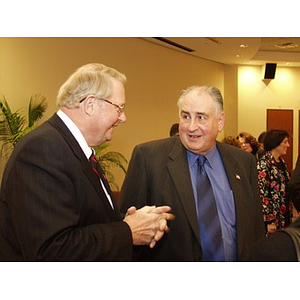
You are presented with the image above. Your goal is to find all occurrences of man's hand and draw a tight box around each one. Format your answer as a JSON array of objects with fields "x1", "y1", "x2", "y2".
[{"x1": 123, "y1": 205, "x2": 175, "y2": 248}]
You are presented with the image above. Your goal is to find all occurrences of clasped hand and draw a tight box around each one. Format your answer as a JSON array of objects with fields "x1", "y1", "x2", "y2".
[{"x1": 124, "y1": 205, "x2": 175, "y2": 248}]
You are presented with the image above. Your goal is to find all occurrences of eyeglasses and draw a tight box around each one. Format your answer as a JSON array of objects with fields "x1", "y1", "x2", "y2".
[{"x1": 80, "y1": 96, "x2": 125, "y2": 115}]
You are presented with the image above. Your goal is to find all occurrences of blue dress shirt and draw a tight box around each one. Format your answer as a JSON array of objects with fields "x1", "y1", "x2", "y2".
[{"x1": 187, "y1": 144, "x2": 237, "y2": 261}]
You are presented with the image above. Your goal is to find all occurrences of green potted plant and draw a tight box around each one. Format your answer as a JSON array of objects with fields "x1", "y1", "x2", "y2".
[{"x1": 0, "y1": 94, "x2": 48, "y2": 159}]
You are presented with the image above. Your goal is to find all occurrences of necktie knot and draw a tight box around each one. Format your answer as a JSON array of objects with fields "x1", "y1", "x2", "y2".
[
  {"x1": 198, "y1": 156, "x2": 207, "y2": 173},
  {"x1": 90, "y1": 154, "x2": 98, "y2": 164}
]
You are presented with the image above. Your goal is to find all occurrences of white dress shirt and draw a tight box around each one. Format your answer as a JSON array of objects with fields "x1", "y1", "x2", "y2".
[{"x1": 56, "y1": 110, "x2": 114, "y2": 209}]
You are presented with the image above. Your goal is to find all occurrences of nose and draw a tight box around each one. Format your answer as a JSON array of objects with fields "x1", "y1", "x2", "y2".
[
  {"x1": 187, "y1": 117, "x2": 198, "y2": 131},
  {"x1": 118, "y1": 111, "x2": 126, "y2": 123}
]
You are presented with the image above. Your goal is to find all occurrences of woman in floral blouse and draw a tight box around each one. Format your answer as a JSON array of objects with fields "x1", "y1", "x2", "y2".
[{"x1": 257, "y1": 129, "x2": 291, "y2": 234}]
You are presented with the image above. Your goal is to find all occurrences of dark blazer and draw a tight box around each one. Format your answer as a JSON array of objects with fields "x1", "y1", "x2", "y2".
[
  {"x1": 119, "y1": 137, "x2": 265, "y2": 261},
  {"x1": 250, "y1": 217, "x2": 300, "y2": 261},
  {"x1": 289, "y1": 155, "x2": 300, "y2": 211},
  {"x1": 0, "y1": 114, "x2": 132, "y2": 261}
]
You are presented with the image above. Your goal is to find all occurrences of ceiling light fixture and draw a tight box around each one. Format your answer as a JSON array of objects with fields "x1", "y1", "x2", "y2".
[
  {"x1": 275, "y1": 42, "x2": 298, "y2": 49},
  {"x1": 240, "y1": 44, "x2": 248, "y2": 48}
]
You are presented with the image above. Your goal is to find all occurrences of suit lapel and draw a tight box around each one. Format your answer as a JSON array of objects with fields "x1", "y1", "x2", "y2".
[
  {"x1": 167, "y1": 139, "x2": 201, "y2": 245},
  {"x1": 82, "y1": 158, "x2": 121, "y2": 220},
  {"x1": 93, "y1": 161, "x2": 120, "y2": 215},
  {"x1": 48, "y1": 114, "x2": 121, "y2": 220},
  {"x1": 217, "y1": 142, "x2": 243, "y2": 193},
  {"x1": 216, "y1": 142, "x2": 250, "y2": 257}
]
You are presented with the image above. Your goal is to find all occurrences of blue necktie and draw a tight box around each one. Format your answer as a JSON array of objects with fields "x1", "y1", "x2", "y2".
[{"x1": 197, "y1": 156, "x2": 224, "y2": 261}]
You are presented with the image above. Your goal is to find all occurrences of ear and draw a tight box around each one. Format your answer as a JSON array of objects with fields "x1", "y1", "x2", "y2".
[
  {"x1": 82, "y1": 95, "x2": 96, "y2": 116},
  {"x1": 218, "y1": 112, "x2": 226, "y2": 132}
]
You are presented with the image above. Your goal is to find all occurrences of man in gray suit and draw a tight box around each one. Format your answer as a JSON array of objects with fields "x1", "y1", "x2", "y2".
[
  {"x1": 120, "y1": 85, "x2": 265, "y2": 261},
  {"x1": 0, "y1": 63, "x2": 173, "y2": 261}
]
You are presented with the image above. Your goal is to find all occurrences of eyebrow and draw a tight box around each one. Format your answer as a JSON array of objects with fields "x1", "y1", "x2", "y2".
[{"x1": 181, "y1": 110, "x2": 207, "y2": 116}]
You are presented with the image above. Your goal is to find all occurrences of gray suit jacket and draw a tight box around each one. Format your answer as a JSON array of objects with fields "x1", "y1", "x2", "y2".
[
  {"x1": 0, "y1": 114, "x2": 132, "y2": 261},
  {"x1": 119, "y1": 137, "x2": 265, "y2": 261}
]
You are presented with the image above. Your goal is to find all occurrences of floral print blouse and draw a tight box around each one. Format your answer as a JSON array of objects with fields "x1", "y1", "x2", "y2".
[{"x1": 257, "y1": 151, "x2": 291, "y2": 229}]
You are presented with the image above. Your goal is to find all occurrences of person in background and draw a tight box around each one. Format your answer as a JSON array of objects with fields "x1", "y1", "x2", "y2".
[
  {"x1": 0, "y1": 63, "x2": 174, "y2": 261},
  {"x1": 119, "y1": 85, "x2": 265, "y2": 262},
  {"x1": 257, "y1": 129, "x2": 291, "y2": 235},
  {"x1": 237, "y1": 132, "x2": 261, "y2": 160},
  {"x1": 257, "y1": 131, "x2": 267, "y2": 159},
  {"x1": 221, "y1": 135, "x2": 241, "y2": 148},
  {"x1": 169, "y1": 123, "x2": 179, "y2": 137},
  {"x1": 251, "y1": 156, "x2": 300, "y2": 261},
  {"x1": 258, "y1": 131, "x2": 266, "y2": 149}
]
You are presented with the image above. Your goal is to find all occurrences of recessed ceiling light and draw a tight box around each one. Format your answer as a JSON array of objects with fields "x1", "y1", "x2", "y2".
[
  {"x1": 240, "y1": 44, "x2": 248, "y2": 48},
  {"x1": 236, "y1": 54, "x2": 243, "y2": 58}
]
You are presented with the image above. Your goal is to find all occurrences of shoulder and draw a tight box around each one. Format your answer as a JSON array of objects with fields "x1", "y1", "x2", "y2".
[
  {"x1": 16, "y1": 117, "x2": 64, "y2": 150},
  {"x1": 130, "y1": 137, "x2": 185, "y2": 166},
  {"x1": 10, "y1": 114, "x2": 75, "y2": 164},
  {"x1": 217, "y1": 141, "x2": 252, "y2": 160},
  {"x1": 135, "y1": 136, "x2": 181, "y2": 152}
]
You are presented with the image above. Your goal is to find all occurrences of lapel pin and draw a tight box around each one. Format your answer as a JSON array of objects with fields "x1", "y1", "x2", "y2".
[{"x1": 235, "y1": 174, "x2": 241, "y2": 180}]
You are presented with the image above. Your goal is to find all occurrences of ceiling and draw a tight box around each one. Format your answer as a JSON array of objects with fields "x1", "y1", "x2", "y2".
[{"x1": 143, "y1": 37, "x2": 300, "y2": 67}]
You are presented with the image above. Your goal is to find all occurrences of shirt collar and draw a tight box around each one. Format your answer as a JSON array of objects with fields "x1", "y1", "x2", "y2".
[
  {"x1": 186, "y1": 143, "x2": 217, "y2": 170},
  {"x1": 56, "y1": 109, "x2": 92, "y2": 159}
]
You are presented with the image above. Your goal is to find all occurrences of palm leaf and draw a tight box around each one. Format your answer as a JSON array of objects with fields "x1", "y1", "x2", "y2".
[
  {"x1": 0, "y1": 119, "x2": 11, "y2": 142},
  {"x1": 28, "y1": 94, "x2": 48, "y2": 127},
  {"x1": 0, "y1": 97, "x2": 26, "y2": 148},
  {"x1": 0, "y1": 94, "x2": 48, "y2": 157},
  {"x1": 94, "y1": 143, "x2": 128, "y2": 190},
  {"x1": 97, "y1": 151, "x2": 127, "y2": 173}
]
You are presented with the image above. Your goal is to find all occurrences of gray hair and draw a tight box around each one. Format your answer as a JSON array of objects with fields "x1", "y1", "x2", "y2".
[
  {"x1": 177, "y1": 85, "x2": 224, "y2": 116},
  {"x1": 56, "y1": 63, "x2": 126, "y2": 108}
]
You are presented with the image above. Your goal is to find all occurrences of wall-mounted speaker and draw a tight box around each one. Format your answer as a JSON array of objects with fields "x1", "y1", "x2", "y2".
[{"x1": 264, "y1": 63, "x2": 277, "y2": 79}]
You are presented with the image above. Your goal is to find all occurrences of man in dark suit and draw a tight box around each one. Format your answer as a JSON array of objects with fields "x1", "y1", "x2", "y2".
[
  {"x1": 119, "y1": 85, "x2": 265, "y2": 261},
  {"x1": 0, "y1": 63, "x2": 173, "y2": 261}
]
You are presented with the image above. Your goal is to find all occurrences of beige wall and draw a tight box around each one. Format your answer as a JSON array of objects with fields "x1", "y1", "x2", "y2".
[
  {"x1": 223, "y1": 65, "x2": 238, "y2": 137},
  {"x1": 0, "y1": 37, "x2": 227, "y2": 187},
  {"x1": 238, "y1": 65, "x2": 300, "y2": 168},
  {"x1": 2, "y1": 38, "x2": 300, "y2": 188}
]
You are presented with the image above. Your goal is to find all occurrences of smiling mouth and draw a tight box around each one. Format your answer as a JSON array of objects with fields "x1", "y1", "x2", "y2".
[{"x1": 188, "y1": 134, "x2": 201, "y2": 139}]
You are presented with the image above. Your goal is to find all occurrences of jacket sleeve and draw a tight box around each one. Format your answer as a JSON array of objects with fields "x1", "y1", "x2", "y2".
[{"x1": 119, "y1": 144, "x2": 149, "y2": 212}]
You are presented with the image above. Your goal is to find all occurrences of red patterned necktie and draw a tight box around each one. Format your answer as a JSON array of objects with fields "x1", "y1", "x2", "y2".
[
  {"x1": 89, "y1": 154, "x2": 115, "y2": 209},
  {"x1": 90, "y1": 154, "x2": 101, "y2": 179},
  {"x1": 89, "y1": 154, "x2": 108, "y2": 181}
]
